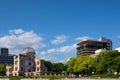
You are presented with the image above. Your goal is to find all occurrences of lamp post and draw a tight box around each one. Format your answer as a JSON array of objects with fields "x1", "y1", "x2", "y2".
[
  {"x1": 92, "y1": 72, "x2": 94, "y2": 75},
  {"x1": 114, "y1": 72, "x2": 117, "y2": 78}
]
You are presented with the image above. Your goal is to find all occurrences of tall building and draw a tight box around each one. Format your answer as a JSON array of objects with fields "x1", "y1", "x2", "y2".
[
  {"x1": 98, "y1": 37, "x2": 112, "y2": 50},
  {"x1": 77, "y1": 37, "x2": 112, "y2": 56},
  {"x1": 0, "y1": 48, "x2": 9, "y2": 56},
  {"x1": 0, "y1": 48, "x2": 14, "y2": 64},
  {"x1": 6, "y1": 47, "x2": 47, "y2": 76}
]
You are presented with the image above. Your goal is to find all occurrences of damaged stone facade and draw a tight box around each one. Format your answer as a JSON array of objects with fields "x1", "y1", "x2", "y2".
[{"x1": 6, "y1": 47, "x2": 47, "y2": 76}]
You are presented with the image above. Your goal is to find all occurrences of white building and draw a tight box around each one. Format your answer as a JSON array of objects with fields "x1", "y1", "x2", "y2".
[
  {"x1": 90, "y1": 49, "x2": 106, "y2": 58},
  {"x1": 98, "y1": 37, "x2": 112, "y2": 50},
  {"x1": 115, "y1": 48, "x2": 120, "y2": 52}
]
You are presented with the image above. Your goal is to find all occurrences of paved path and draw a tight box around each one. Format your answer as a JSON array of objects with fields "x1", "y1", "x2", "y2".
[
  {"x1": 0, "y1": 79, "x2": 49, "y2": 80},
  {"x1": 57, "y1": 78, "x2": 120, "y2": 80},
  {"x1": 21, "y1": 79, "x2": 49, "y2": 80}
]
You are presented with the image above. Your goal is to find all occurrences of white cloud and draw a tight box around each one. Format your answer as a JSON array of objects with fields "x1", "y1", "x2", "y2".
[
  {"x1": 75, "y1": 36, "x2": 90, "y2": 41},
  {"x1": 39, "y1": 43, "x2": 77, "y2": 63},
  {"x1": 9, "y1": 28, "x2": 25, "y2": 34},
  {"x1": 39, "y1": 51, "x2": 47, "y2": 55},
  {"x1": 58, "y1": 60, "x2": 65, "y2": 63},
  {"x1": 58, "y1": 57, "x2": 71, "y2": 63},
  {"x1": 117, "y1": 35, "x2": 120, "y2": 41},
  {"x1": 41, "y1": 43, "x2": 77, "y2": 54},
  {"x1": 39, "y1": 55, "x2": 57, "y2": 62},
  {"x1": 66, "y1": 57, "x2": 71, "y2": 61},
  {"x1": 59, "y1": 44, "x2": 77, "y2": 53},
  {"x1": 51, "y1": 35, "x2": 67, "y2": 45},
  {"x1": 0, "y1": 29, "x2": 46, "y2": 54},
  {"x1": 47, "y1": 48, "x2": 59, "y2": 53}
]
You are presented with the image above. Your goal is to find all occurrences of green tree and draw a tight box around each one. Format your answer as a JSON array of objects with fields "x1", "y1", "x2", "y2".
[
  {"x1": 41, "y1": 59, "x2": 66, "y2": 74},
  {"x1": 112, "y1": 56, "x2": 120, "y2": 76},
  {"x1": 66, "y1": 58, "x2": 76, "y2": 74},
  {"x1": 94, "y1": 50, "x2": 120, "y2": 74},
  {"x1": 52, "y1": 63, "x2": 67, "y2": 74},
  {"x1": 66, "y1": 50, "x2": 120, "y2": 76},
  {"x1": 73, "y1": 56, "x2": 93, "y2": 75},
  {"x1": 41, "y1": 59, "x2": 53, "y2": 73},
  {"x1": 0, "y1": 64, "x2": 6, "y2": 76}
]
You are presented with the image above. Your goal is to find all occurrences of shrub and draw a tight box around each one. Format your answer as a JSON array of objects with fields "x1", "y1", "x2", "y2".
[
  {"x1": 90, "y1": 74, "x2": 118, "y2": 78},
  {"x1": 10, "y1": 76, "x2": 21, "y2": 80}
]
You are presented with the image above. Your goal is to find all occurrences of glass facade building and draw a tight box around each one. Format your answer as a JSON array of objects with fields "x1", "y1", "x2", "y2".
[
  {"x1": 0, "y1": 55, "x2": 14, "y2": 64},
  {"x1": 0, "y1": 48, "x2": 14, "y2": 64},
  {"x1": 77, "y1": 37, "x2": 112, "y2": 56}
]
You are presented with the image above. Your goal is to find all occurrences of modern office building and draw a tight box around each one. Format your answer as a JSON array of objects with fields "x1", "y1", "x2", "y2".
[
  {"x1": 0, "y1": 48, "x2": 9, "y2": 56},
  {"x1": 6, "y1": 47, "x2": 47, "y2": 76},
  {"x1": 0, "y1": 48, "x2": 14, "y2": 64},
  {"x1": 77, "y1": 37, "x2": 112, "y2": 56}
]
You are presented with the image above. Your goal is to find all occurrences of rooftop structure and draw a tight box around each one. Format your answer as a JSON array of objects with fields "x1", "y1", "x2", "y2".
[{"x1": 77, "y1": 37, "x2": 112, "y2": 56}]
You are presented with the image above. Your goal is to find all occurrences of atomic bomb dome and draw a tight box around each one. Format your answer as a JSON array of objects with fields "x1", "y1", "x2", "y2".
[
  {"x1": 6, "y1": 47, "x2": 47, "y2": 77},
  {"x1": 22, "y1": 47, "x2": 35, "y2": 55}
]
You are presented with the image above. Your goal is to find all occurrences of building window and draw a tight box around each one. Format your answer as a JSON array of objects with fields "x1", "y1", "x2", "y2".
[
  {"x1": 9, "y1": 68, "x2": 12, "y2": 72},
  {"x1": 29, "y1": 69, "x2": 31, "y2": 72},
  {"x1": 15, "y1": 73, "x2": 17, "y2": 76},
  {"x1": 37, "y1": 68, "x2": 39, "y2": 71},
  {"x1": 7, "y1": 69, "x2": 9, "y2": 72},
  {"x1": 15, "y1": 61, "x2": 18, "y2": 65},
  {"x1": 15, "y1": 67, "x2": 18, "y2": 71},
  {"x1": 31, "y1": 73, "x2": 34, "y2": 76},
  {"x1": 21, "y1": 67, "x2": 23, "y2": 71},
  {"x1": 28, "y1": 73, "x2": 30, "y2": 76},
  {"x1": 28, "y1": 58, "x2": 31, "y2": 60},
  {"x1": 29, "y1": 63, "x2": 31, "y2": 65},
  {"x1": 21, "y1": 61, "x2": 23, "y2": 65},
  {"x1": 37, "y1": 61, "x2": 39, "y2": 65},
  {"x1": 15, "y1": 56, "x2": 18, "y2": 59}
]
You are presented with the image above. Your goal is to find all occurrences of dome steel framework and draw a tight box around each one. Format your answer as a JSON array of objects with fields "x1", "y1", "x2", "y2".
[{"x1": 23, "y1": 47, "x2": 35, "y2": 54}]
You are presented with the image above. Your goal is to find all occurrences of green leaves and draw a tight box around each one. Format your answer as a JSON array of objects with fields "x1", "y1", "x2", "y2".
[
  {"x1": 41, "y1": 59, "x2": 66, "y2": 74},
  {"x1": 66, "y1": 58, "x2": 76, "y2": 73},
  {"x1": 74, "y1": 56, "x2": 92, "y2": 74},
  {"x1": 0, "y1": 64, "x2": 6, "y2": 76},
  {"x1": 66, "y1": 50, "x2": 120, "y2": 75},
  {"x1": 66, "y1": 56, "x2": 93, "y2": 75},
  {"x1": 94, "y1": 50, "x2": 120, "y2": 74}
]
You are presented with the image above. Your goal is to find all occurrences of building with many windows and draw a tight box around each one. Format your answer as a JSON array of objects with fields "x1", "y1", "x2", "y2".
[
  {"x1": 77, "y1": 37, "x2": 112, "y2": 56},
  {"x1": 0, "y1": 48, "x2": 9, "y2": 56},
  {"x1": 0, "y1": 48, "x2": 14, "y2": 64},
  {"x1": 6, "y1": 47, "x2": 47, "y2": 76}
]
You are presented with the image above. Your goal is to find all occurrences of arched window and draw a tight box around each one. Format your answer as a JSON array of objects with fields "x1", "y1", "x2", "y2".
[
  {"x1": 29, "y1": 69, "x2": 31, "y2": 72},
  {"x1": 28, "y1": 58, "x2": 31, "y2": 60},
  {"x1": 29, "y1": 63, "x2": 31, "y2": 65}
]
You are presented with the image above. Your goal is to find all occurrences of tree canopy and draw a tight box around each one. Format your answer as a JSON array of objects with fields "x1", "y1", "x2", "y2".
[
  {"x1": 41, "y1": 59, "x2": 66, "y2": 74},
  {"x1": 66, "y1": 50, "x2": 120, "y2": 76},
  {"x1": 94, "y1": 50, "x2": 120, "y2": 74},
  {"x1": 0, "y1": 64, "x2": 6, "y2": 76}
]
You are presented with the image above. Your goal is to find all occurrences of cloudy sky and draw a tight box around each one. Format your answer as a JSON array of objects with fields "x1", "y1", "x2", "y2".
[{"x1": 0, "y1": 0, "x2": 120, "y2": 63}]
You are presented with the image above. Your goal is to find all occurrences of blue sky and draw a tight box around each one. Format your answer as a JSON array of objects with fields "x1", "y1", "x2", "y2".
[{"x1": 0, "y1": 0, "x2": 120, "y2": 63}]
